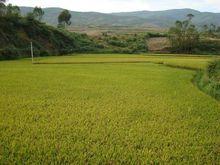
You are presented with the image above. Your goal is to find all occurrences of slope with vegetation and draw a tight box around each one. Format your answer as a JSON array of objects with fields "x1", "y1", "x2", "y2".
[
  {"x1": 0, "y1": 2, "x2": 100, "y2": 60},
  {"x1": 0, "y1": 17, "x2": 151, "y2": 60},
  {"x1": 0, "y1": 15, "x2": 150, "y2": 60},
  {"x1": 0, "y1": 3, "x2": 150, "y2": 60},
  {"x1": 0, "y1": 16, "x2": 100, "y2": 60}
]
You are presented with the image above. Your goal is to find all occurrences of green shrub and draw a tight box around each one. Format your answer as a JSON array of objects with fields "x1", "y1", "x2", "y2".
[
  {"x1": 197, "y1": 40, "x2": 220, "y2": 54},
  {"x1": 107, "y1": 39, "x2": 127, "y2": 47},
  {"x1": 40, "y1": 50, "x2": 50, "y2": 56},
  {"x1": 147, "y1": 32, "x2": 168, "y2": 38},
  {"x1": 0, "y1": 46, "x2": 20, "y2": 60},
  {"x1": 194, "y1": 60, "x2": 220, "y2": 100}
]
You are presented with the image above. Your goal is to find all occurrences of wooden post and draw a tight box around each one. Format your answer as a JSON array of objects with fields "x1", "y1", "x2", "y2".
[{"x1": 31, "y1": 42, "x2": 34, "y2": 64}]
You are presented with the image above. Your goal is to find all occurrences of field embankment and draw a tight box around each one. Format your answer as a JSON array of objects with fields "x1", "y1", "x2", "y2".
[{"x1": 34, "y1": 54, "x2": 217, "y2": 70}]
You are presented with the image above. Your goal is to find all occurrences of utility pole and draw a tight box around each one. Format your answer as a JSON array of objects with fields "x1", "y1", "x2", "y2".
[{"x1": 31, "y1": 42, "x2": 34, "y2": 64}]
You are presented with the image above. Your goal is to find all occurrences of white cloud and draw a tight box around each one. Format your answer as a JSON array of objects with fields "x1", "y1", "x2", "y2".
[{"x1": 205, "y1": 0, "x2": 220, "y2": 5}]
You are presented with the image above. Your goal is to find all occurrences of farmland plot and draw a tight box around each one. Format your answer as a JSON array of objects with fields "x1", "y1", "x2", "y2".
[{"x1": 0, "y1": 55, "x2": 220, "y2": 164}]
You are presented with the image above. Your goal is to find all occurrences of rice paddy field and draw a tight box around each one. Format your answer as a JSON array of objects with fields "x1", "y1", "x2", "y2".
[
  {"x1": 35, "y1": 54, "x2": 217, "y2": 69},
  {"x1": 0, "y1": 54, "x2": 220, "y2": 164}
]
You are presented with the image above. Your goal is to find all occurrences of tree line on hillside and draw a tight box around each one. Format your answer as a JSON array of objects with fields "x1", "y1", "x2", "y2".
[
  {"x1": 202, "y1": 24, "x2": 220, "y2": 37},
  {"x1": 168, "y1": 14, "x2": 220, "y2": 54},
  {"x1": 0, "y1": 0, "x2": 72, "y2": 28}
]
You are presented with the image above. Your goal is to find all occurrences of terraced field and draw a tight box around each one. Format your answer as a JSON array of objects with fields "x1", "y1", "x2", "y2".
[{"x1": 0, "y1": 54, "x2": 220, "y2": 164}]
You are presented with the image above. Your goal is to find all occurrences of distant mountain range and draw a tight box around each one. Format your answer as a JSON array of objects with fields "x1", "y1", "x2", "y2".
[{"x1": 20, "y1": 7, "x2": 220, "y2": 28}]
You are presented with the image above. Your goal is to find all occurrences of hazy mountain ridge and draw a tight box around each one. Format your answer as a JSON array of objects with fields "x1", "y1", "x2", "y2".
[
  {"x1": 113, "y1": 9, "x2": 220, "y2": 27},
  {"x1": 20, "y1": 7, "x2": 220, "y2": 28}
]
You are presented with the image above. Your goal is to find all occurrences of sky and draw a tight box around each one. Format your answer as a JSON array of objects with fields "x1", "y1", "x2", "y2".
[{"x1": 8, "y1": 0, "x2": 220, "y2": 13}]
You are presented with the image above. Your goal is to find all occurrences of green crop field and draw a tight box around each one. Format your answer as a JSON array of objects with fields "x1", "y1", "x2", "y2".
[
  {"x1": 35, "y1": 54, "x2": 218, "y2": 69},
  {"x1": 0, "y1": 54, "x2": 220, "y2": 164}
]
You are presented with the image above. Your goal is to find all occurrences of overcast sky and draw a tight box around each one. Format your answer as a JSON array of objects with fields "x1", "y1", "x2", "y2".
[{"x1": 8, "y1": 0, "x2": 220, "y2": 13}]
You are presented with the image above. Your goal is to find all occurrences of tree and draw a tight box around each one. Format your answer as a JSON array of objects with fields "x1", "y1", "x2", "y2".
[
  {"x1": 202, "y1": 24, "x2": 219, "y2": 37},
  {"x1": 210, "y1": 24, "x2": 216, "y2": 32},
  {"x1": 26, "y1": 12, "x2": 35, "y2": 20},
  {"x1": 168, "y1": 14, "x2": 199, "y2": 53},
  {"x1": 33, "y1": 7, "x2": 44, "y2": 21},
  {"x1": 0, "y1": 1, "x2": 21, "y2": 17},
  {"x1": 0, "y1": 0, "x2": 6, "y2": 3},
  {"x1": 58, "y1": 10, "x2": 71, "y2": 28},
  {"x1": 187, "y1": 13, "x2": 194, "y2": 21},
  {"x1": 6, "y1": 3, "x2": 20, "y2": 16},
  {"x1": 0, "y1": 0, "x2": 6, "y2": 16},
  {"x1": 203, "y1": 24, "x2": 208, "y2": 31}
]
